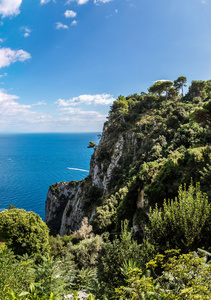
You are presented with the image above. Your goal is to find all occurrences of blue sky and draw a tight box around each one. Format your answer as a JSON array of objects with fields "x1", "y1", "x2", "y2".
[{"x1": 0, "y1": 0, "x2": 210, "y2": 132}]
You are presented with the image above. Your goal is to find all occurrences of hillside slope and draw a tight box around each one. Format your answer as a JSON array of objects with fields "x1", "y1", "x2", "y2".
[{"x1": 45, "y1": 78, "x2": 211, "y2": 236}]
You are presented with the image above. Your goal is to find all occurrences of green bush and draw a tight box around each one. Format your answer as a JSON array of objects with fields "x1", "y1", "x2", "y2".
[
  {"x1": 0, "y1": 208, "x2": 50, "y2": 259},
  {"x1": 146, "y1": 182, "x2": 211, "y2": 252},
  {"x1": 98, "y1": 221, "x2": 141, "y2": 297},
  {"x1": 66, "y1": 235, "x2": 104, "y2": 269},
  {"x1": 0, "y1": 246, "x2": 34, "y2": 298},
  {"x1": 115, "y1": 250, "x2": 211, "y2": 299},
  {"x1": 87, "y1": 141, "x2": 96, "y2": 148}
]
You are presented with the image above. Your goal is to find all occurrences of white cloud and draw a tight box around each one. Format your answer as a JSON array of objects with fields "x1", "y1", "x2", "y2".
[
  {"x1": 57, "y1": 106, "x2": 107, "y2": 127},
  {"x1": 20, "y1": 26, "x2": 31, "y2": 38},
  {"x1": 0, "y1": 89, "x2": 54, "y2": 132},
  {"x1": 59, "y1": 107, "x2": 105, "y2": 117},
  {"x1": 0, "y1": 48, "x2": 31, "y2": 69},
  {"x1": 78, "y1": 0, "x2": 89, "y2": 3},
  {"x1": 0, "y1": 89, "x2": 35, "y2": 120},
  {"x1": 55, "y1": 22, "x2": 69, "y2": 29},
  {"x1": 0, "y1": 0, "x2": 22, "y2": 17},
  {"x1": 71, "y1": 20, "x2": 77, "y2": 26},
  {"x1": 154, "y1": 79, "x2": 172, "y2": 83},
  {"x1": 67, "y1": 0, "x2": 112, "y2": 4},
  {"x1": 115, "y1": 9, "x2": 118, "y2": 13},
  {"x1": 56, "y1": 94, "x2": 115, "y2": 107},
  {"x1": 66, "y1": 0, "x2": 89, "y2": 5},
  {"x1": 40, "y1": 0, "x2": 56, "y2": 4},
  {"x1": 0, "y1": 90, "x2": 108, "y2": 132},
  {"x1": 64, "y1": 10, "x2": 77, "y2": 18},
  {"x1": 31, "y1": 101, "x2": 47, "y2": 107},
  {"x1": 0, "y1": 38, "x2": 3, "y2": 43},
  {"x1": 40, "y1": 0, "x2": 51, "y2": 4},
  {"x1": 0, "y1": 72, "x2": 7, "y2": 78},
  {"x1": 94, "y1": 0, "x2": 112, "y2": 4},
  {"x1": 128, "y1": 1, "x2": 136, "y2": 8}
]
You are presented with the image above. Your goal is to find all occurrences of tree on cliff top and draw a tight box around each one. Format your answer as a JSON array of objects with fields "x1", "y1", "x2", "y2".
[
  {"x1": 148, "y1": 81, "x2": 165, "y2": 97},
  {"x1": 174, "y1": 76, "x2": 187, "y2": 97},
  {"x1": 148, "y1": 80, "x2": 173, "y2": 103},
  {"x1": 108, "y1": 95, "x2": 129, "y2": 125}
]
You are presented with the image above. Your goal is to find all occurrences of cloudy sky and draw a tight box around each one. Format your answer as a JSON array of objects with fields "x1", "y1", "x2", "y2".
[{"x1": 0, "y1": 0, "x2": 210, "y2": 132}]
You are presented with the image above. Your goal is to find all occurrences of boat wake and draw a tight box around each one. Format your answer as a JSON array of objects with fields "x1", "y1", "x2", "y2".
[{"x1": 67, "y1": 167, "x2": 89, "y2": 172}]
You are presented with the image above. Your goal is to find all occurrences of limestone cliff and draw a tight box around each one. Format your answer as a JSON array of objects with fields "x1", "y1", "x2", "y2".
[
  {"x1": 45, "y1": 122, "x2": 138, "y2": 236},
  {"x1": 45, "y1": 90, "x2": 211, "y2": 236}
]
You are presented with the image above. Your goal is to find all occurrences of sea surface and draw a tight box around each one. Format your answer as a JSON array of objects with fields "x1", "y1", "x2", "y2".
[{"x1": 0, "y1": 133, "x2": 99, "y2": 220}]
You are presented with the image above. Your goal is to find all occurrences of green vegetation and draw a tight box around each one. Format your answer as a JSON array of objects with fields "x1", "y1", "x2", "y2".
[
  {"x1": 0, "y1": 208, "x2": 50, "y2": 260},
  {"x1": 1, "y1": 182, "x2": 211, "y2": 299},
  {"x1": 115, "y1": 250, "x2": 211, "y2": 299},
  {"x1": 91, "y1": 77, "x2": 211, "y2": 235},
  {"x1": 148, "y1": 80, "x2": 175, "y2": 103},
  {"x1": 173, "y1": 76, "x2": 187, "y2": 97},
  {"x1": 0, "y1": 77, "x2": 211, "y2": 299},
  {"x1": 146, "y1": 182, "x2": 211, "y2": 252},
  {"x1": 1, "y1": 186, "x2": 211, "y2": 299},
  {"x1": 87, "y1": 141, "x2": 96, "y2": 148}
]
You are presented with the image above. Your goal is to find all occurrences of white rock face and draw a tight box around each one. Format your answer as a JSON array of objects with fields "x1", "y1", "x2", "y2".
[
  {"x1": 45, "y1": 127, "x2": 138, "y2": 235},
  {"x1": 45, "y1": 182, "x2": 76, "y2": 224},
  {"x1": 45, "y1": 181, "x2": 79, "y2": 235},
  {"x1": 102, "y1": 136, "x2": 124, "y2": 190},
  {"x1": 59, "y1": 183, "x2": 85, "y2": 235}
]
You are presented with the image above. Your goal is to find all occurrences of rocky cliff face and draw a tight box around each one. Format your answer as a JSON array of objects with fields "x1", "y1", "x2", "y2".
[
  {"x1": 45, "y1": 88, "x2": 211, "y2": 236},
  {"x1": 45, "y1": 123, "x2": 138, "y2": 236},
  {"x1": 45, "y1": 83, "x2": 211, "y2": 237}
]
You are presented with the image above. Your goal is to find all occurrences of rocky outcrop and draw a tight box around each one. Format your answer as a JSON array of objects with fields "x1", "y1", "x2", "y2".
[
  {"x1": 45, "y1": 181, "x2": 79, "y2": 235},
  {"x1": 45, "y1": 90, "x2": 211, "y2": 236},
  {"x1": 89, "y1": 135, "x2": 124, "y2": 190},
  {"x1": 45, "y1": 124, "x2": 138, "y2": 236}
]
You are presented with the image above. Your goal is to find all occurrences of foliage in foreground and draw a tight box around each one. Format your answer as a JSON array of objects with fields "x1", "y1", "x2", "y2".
[
  {"x1": 0, "y1": 77, "x2": 211, "y2": 299},
  {"x1": 0, "y1": 208, "x2": 50, "y2": 259},
  {"x1": 0, "y1": 182, "x2": 211, "y2": 299},
  {"x1": 146, "y1": 182, "x2": 211, "y2": 252},
  {"x1": 115, "y1": 250, "x2": 211, "y2": 299}
]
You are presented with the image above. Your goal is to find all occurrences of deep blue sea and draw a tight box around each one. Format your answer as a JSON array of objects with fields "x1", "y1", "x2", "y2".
[{"x1": 0, "y1": 133, "x2": 99, "y2": 220}]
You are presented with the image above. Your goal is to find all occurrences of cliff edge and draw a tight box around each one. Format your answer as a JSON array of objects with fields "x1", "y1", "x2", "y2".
[{"x1": 45, "y1": 80, "x2": 211, "y2": 236}]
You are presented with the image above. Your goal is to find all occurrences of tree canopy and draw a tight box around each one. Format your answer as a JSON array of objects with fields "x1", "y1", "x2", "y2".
[
  {"x1": 173, "y1": 76, "x2": 187, "y2": 97},
  {"x1": 148, "y1": 80, "x2": 173, "y2": 103},
  {"x1": 0, "y1": 208, "x2": 50, "y2": 258}
]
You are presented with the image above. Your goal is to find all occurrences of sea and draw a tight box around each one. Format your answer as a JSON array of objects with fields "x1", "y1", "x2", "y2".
[{"x1": 0, "y1": 133, "x2": 99, "y2": 220}]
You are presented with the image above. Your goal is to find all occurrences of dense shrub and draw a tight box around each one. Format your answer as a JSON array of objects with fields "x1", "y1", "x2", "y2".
[
  {"x1": 0, "y1": 208, "x2": 50, "y2": 258},
  {"x1": 0, "y1": 247, "x2": 34, "y2": 298},
  {"x1": 98, "y1": 221, "x2": 141, "y2": 297},
  {"x1": 146, "y1": 182, "x2": 211, "y2": 252},
  {"x1": 67, "y1": 235, "x2": 104, "y2": 269},
  {"x1": 115, "y1": 250, "x2": 211, "y2": 299}
]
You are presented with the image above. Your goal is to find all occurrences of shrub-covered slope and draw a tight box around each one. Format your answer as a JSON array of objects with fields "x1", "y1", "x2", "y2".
[
  {"x1": 45, "y1": 78, "x2": 211, "y2": 237},
  {"x1": 1, "y1": 77, "x2": 211, "y2": 300}
]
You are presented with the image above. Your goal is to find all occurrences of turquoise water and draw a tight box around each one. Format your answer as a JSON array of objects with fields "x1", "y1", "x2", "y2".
[{"x1": 0, "y1": 133, "x2": 99, "y2": 219}]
